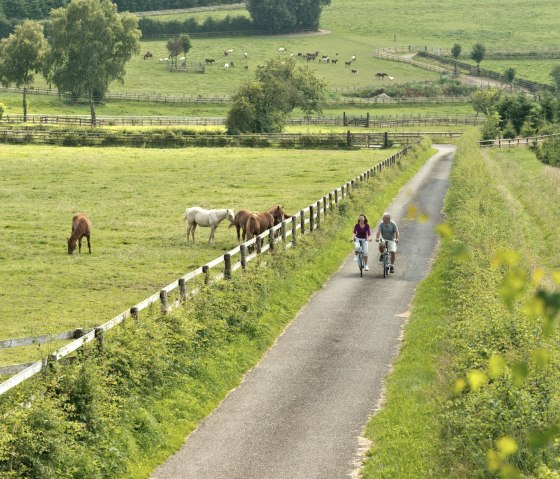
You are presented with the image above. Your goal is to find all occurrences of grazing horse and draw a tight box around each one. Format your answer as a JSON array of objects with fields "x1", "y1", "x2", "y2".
[
  {"x1": 245, "y1": 212, "x2": 275, "y2": 252},
  {"x1": 230, "y1": 209, "x2": 254, "y2": 242},
  {"x1": 184, "y1": 207, "x2": 234, "y2": 243},
  {"x1": 344, "y1": 60, "x2": 352, "y2": 67},
  {"x1": 351, "y1": 69, "x2": 357, "y2": 74},
  {"x1": 205, "y1": 58, "x2": 216, "y2": 64},
  {"x1": 143, "y1": 51, "x2": 153, "y2": 59},
  {"x1": 268, "y1": 205, "x2": 290, "y2": 226},
  {"x1": 375, "y1": 72, "x2": 388, "y2": 80},
  {"x1": 67, "y1": 213, "x2": 92, "y2": 255}
]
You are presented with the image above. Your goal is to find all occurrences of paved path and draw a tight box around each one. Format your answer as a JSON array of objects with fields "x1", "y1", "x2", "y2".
[{"x1": 152, "y1": 145, "x2": 456, "y2": 479}]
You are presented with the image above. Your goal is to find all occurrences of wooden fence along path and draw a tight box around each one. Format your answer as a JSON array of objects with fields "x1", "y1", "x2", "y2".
[
  {"x1": 0, "y1": 141, "x2": 421, "y2": 395},
  {"x1": 480, "y1": 133, "x2": 560, "y2": 148}
]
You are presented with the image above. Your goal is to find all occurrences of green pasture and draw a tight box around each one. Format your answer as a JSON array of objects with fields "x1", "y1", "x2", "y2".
[
  {"x1": 0, "y1": 144, "x2": 399, "y2": 367},
  {"x1": 145, "y1": 7, "x2": 250, "y2": 23}
]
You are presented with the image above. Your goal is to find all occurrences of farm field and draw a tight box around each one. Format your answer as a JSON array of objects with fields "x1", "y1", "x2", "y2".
[{"x1": 0, "y1": 144, "x2": 399, "y2": 367}]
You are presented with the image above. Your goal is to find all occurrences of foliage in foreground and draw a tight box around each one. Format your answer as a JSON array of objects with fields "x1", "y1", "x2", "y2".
[
  {"x1": 362, "y1": 130, "x2": 560, "y2": 478},
  {"x1": 0, "y1": 139, "x2": 432, "y2": 478}
]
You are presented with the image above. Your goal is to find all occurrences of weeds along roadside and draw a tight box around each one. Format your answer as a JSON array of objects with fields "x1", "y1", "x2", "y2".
[
  {"x1": 0, "y1": 139, "x2": 433, "y2": 478},
  {"x1": 362, "y1": 130, "x2": 560, "y2": 478}
]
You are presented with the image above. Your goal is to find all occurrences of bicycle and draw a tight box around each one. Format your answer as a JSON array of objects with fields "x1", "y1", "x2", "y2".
[
  {"x1": 378, "y1": 239, "x2": 391, "y2": 278},
  {"x1": 352, "y1": 238, "x2": 366, "y2": 277}
]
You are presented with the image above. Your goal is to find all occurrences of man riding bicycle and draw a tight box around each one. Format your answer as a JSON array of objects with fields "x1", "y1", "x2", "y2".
[
  {"x1": 352, "y1": 213, "x2": 372, "y2": 271},
  {"x1": 375, "y1": 212, "x2": 399, "y2": 273}
]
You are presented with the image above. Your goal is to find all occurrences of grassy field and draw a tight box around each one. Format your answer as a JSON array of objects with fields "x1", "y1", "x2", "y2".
[{"x1": 0, "y1": 144, "x2": 399, "y2": 367}]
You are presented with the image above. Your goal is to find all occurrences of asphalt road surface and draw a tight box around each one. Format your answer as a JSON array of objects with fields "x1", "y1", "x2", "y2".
[{"x1": 152, "y1": 145, "x2": 456, "y2": 479}]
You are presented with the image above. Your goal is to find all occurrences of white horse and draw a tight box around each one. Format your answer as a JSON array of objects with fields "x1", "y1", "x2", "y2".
[{"x1": 184, "y1": 207, "x2": 235, "y2": 243}]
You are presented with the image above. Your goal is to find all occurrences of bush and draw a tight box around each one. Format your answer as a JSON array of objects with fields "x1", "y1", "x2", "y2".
[
  {"x1": 535, "y1": 136, "x2": 560, "y2": 166},
  {"x1": 0, "y1": 102, "x2": 5, "y2": 119}
]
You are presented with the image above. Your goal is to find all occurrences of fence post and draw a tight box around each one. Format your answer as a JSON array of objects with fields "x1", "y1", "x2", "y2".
[
  {"x1": 300, "y1": 210, "x2": 305, "y2": 235},
  {"x1": 130, "y1": 306, "x2": 139, "y2": 321},
  {"x1": 240, "y1": 244, "x2": 247, "y2": 270},
  {"x1": 323, "y1": 196, "x2": 328, "y2": 216},
  {"x1": 316, "y1": 200, "x2": 321, "y2": 228},
  {"x1": 291, "y1": 216, "x2": 297, "y2": 246},
  {"x1": 346, "y1": 130, "x2": 351, "y2": 147},
  {"x1": 281, "y1": 221, "x2": 286, "y2": 242},
  {"x1": 203, "y1": 265, "x2": 210, "y2": 284},
  {"x1": 224, "y1": 254, "x2": 232, "y2": 279},
  {"x1": 341, "y1": 184, "x2": 345, "y2": 199},
  {"x1": 256, "y1": 236, "x2": 262, "y2": 254},
  {"x1": 309, "y1": 205, "x2": 314, "y2": 232},
  {"x1": 268, "y1": 229, "x2": 274, "y2": 252},
  {"x1": 160, "y1": 289, "x2": 168, "y2": 314},
  {"x1": 95, "y1": 327, "x2": 104, "y2": 352},
  {"x1": 335, "y1": 189, "x2": 338, "y2": 205}
]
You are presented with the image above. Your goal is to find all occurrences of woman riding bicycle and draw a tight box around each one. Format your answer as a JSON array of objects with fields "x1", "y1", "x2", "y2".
[
  {"x1": 375, "y1": 212, "x2": 399, "y2": 273},
  {"x1": 352, "y1": 213, "x2": 372, "y2": 271}
]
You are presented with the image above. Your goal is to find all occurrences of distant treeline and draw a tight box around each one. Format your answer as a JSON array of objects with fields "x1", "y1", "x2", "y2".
[
  {"x1": 139, "y1": 14, "x2": 252, "y2": 36},
  {"x1": 0, "y1": 0, "x2": 239, "y2": 37}
]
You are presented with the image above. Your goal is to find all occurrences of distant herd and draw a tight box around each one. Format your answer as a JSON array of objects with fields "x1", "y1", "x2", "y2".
[
  {"x1": 141, "y1": 47, "x2": 392, "y2": 80},
  {"x1": 66, "y1": 205, "x2": 289, "y2": 255}
]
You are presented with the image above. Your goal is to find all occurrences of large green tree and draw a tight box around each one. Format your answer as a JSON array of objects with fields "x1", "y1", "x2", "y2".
[
  {"x1": 246, "y1": 0, "x2": 331, "y2": 31},
  {"x1": 43, "y1": 0, "x2": 141, "y2": 125},
  {"x1": 0, "y1": 20, "x2": 46, "y2": 122},
  {"x1": 226, "y1": 56, "x2": 326, "y2": 134},
  {"x1": 450, "y1": 43, "x2": 461, "y2": 73},
  {"x1": 470, "y1": 42, "x2": 486, "y2": 74}
]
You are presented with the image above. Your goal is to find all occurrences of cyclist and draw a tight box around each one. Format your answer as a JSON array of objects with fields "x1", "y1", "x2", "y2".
[
  {"x1": 352, "y1": 213, "x2": 372, "y2": 271},
  {"x1": 375, "y1": 212, "x2": 399, "y2": 273}
]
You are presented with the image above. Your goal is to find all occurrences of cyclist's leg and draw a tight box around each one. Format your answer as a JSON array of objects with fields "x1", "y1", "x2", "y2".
[{"x1": 362, "y1": 240, "x2": 369, "y2": 265}]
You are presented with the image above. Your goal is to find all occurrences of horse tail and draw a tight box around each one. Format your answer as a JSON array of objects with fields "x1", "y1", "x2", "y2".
[{"x1": 184, "y1": 208, "x2": 190, "y2": 222}]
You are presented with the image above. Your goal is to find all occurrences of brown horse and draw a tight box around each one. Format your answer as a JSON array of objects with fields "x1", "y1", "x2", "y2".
[
  {"x1": 67, "y1": 213, "x2": 92, "y2": 255},
  {"x1": 268, "y1": 205, "x2": 290, "y2": 226},
  {"x1": 230, "y1": 209, "x2": 254, "y2": 242},
  {"x1": 245, "y1": 211, "x2": 275, "y2": 241}
]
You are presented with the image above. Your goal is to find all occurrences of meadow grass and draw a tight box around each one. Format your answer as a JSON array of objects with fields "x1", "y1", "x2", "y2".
[
  {"x1": 361, "y1": 131, "x2": 560, "y2": 477},
  {"x1": 0, "y1": 144, "x2": 400, "y2": 367}
]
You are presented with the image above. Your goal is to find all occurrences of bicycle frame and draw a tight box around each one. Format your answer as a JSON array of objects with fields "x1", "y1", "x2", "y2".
[
  {"x1": 380, "y1": 239, "x2": 391, "y2": 278},
  {"x1": 354, "y1": 238, "x2": 366, "y2": 277}
]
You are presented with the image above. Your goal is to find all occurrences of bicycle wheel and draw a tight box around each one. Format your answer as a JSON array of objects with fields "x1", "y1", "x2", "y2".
[
  {"x1": 358, "y1": 252, "x2": 364, "y2": 277},
  {"x1": 383, "y1": 253, "x2": 388, "y2": 278}
]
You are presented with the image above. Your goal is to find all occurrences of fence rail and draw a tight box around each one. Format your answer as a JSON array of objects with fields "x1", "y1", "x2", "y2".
[
  {"x1": 0, "y1": 113, "x2": 483, "y2": 128},
  {"x1": 0, "y1": 140, "x2": 422, "y2": 396},
  {"x1": 480, "y1": 133, "x2": 560, "y2": 148}
]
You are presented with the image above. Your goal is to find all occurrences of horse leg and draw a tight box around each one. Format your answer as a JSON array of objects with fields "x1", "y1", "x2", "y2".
[
  {"x1": 236, "y1": 224, "x2": 241, "y2": 242},
  {"x1": 78, "y1": 236, "x2": 82, "y2": 255},
  {"x1": 208, "y1": 226, "x2": 215, "y2": 243},
  {"x1": 86, "y1": 234, "x2": 91, "y2": 254},
  {"x1": 191, "y1": 223, "x2": 197, "y2": 242},
  {"x1": 186, "y1": 223, "x2": 192, "y2": 241}
]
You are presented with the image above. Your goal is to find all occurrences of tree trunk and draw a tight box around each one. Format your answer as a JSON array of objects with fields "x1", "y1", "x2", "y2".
[
  {"x1": 23, "y1": 87, "x2": 28, "y2": 122},
  {"x1": 90, "y1": 96, "x2": 96, "y2": 127}
]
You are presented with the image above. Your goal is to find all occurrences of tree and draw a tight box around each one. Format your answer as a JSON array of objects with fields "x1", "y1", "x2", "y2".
[
  {"x1": 0, "y1": 20, "x2": 46, "y2": 122},
  {"x1": 246, "y1": 0, "x2": 331, "y2": 31},
  {"x1": 226, "y1": 56, "x2": 326, "y2": 134},
  {"x1": 450, "y1": 43, "x2": 461, "y2": 73},
  {"x1": 550, "y1": 65, "x2": 560, "y2": 92},
  {"x1": 470, "y1": 87, "x2": 502, "y2": 117},
  {"x1": 166, "y1": 36, "x2": 182, "y2": 67},
  {"x1": 43, "y1": 0, "x2": 141, "y2": 125},
  {"x1": 470, "y1": 43, "x2": 486, "y2": 74},
  {"x1": 504, "y1": 67, "x2": 516, "y2": 91}
]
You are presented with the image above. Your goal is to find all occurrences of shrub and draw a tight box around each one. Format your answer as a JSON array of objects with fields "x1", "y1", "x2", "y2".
[
  {"x1": 0, "y1": 102, "x2": 5, "y2": 119},
  {"x1": 535, "y1": 136, "x2": 560, "y2": 166}
]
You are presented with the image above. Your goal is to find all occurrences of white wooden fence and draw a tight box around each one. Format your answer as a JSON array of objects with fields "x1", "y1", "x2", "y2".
[{"x1": 0, "y1": 140, "x2": 421, "y2": 396}]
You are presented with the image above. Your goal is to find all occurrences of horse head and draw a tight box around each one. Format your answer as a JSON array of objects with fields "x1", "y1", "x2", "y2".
[
  {"x1": 226, "y1": 209, "x2": 235, "y2": 224},
  {"x1": 270, "y1": 205, "x2": 287, "y2": 225},
  {"x1": 67, "y1": 237, "x2": 77, "y2": 254}
]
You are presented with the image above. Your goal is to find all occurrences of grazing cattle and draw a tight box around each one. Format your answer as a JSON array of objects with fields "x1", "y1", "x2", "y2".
[
  {"x1": 321, "y1": 55, "x2": 329, "y2": 63},
  {"x1": 244, "y1": 51, "x2": 248, "y2": 58},
  {"x1": 352, "y1": 54, "x2": 356, "y2": 61},
  {"x1": 224, "y1": 50, "x2": 228, "y2": 56},
  {"x1": 351, "y1": 69, "x2": 357, "y2": 74},
  {"x1": 67, "y1": 213, "x2": 92, "y2": 255},
  {"x1": 184, "y1": 207, "x2": 235, "y2": 243},
  {"x1": 375, "y1": 72, "x2": 388, "y2": 79},
  {"x1": 331, "y1": 59, "x2": 338, "y2": 64},
  {"x1": 224, "y1": 62, "x2": 230, "y2": 69},
  {"x1": 205, "y1": 58, "x2": 216, "y2": 64},
  {"x1": 278, "y1": 47, "x2": 286, "y2": 53},
  {"x1": 228, "y1": 48, "x2": 234, "y2": 53},
  {"x1": 345, "y1": 61, "x2": 352, "y2": 67},
  {"x1": 388, "y1": 76, "x2": 394, "y2": 80},
  {"x1": 143, "y1": 51, "x2": 153, "y2": 59}
]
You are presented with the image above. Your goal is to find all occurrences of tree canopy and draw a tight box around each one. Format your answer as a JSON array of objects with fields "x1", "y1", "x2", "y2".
[
  {"x1": 245, "y1": 0, "x2": 331, "y2": 31},
  {"x1": 0, "y1": 19, "x2": 46, "y2": 121},
  {"x1": 470, "y1": 43, "x2": 486, "y2": 73},
  {"x1": 43, "y1": 0, "x2": 141, "y2": 125},
  {"x1": 226, "y1": 56, "x2": 326, "y2": 134}
]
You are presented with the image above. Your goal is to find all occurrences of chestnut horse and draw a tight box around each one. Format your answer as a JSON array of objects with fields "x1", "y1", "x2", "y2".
[
  {"x1": 67, "y1": 213, "x2": 92, "y2": 255},
  {"x1": 230, "y1": 209, "x2": 253, "y2": 242},
  {"x1": 245, "y1": 211, "x2": 274, "y2": 241},
  {"x1": 268, "y1": 205, "x2": 290, "y2": 225}
]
